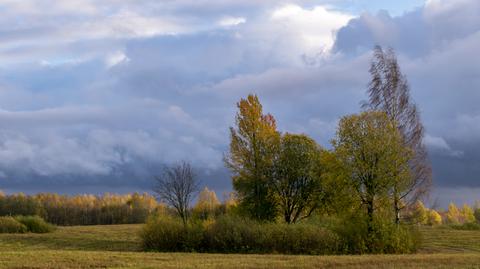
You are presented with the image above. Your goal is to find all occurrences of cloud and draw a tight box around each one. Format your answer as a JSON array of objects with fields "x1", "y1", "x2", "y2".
[
  {"x1": 271, "y1": 4, "x2": 352, "y2": 51},
  {"x1": 424, "y1": 134, "x2": 464, "y2": 158},
  {"x1": 105, "y1": 51, "x2": 130, "y2": 68},
  {"x1": 0, "y1": 0, "x2": 478, "y2": 208},
  {"x1": 218, "y1": 16, "x2": 246, "y2": 27}
]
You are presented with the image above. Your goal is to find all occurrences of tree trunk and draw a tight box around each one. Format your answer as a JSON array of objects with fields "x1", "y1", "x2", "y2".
[
  {"x1": 394, "y1": 196, "x2": 400, "y2": 225},
  {"x1": 366, "y1": 197, "x2": 375, "y2": 251}
]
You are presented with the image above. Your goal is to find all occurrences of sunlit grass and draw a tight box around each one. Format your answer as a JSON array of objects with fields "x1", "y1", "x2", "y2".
[{"x1": 1, "y1": 224, "x2": 480, "y2": 268}]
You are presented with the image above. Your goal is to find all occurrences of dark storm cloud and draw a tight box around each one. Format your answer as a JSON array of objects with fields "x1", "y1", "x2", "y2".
[
  {"x1": 0, "y1": 0, "x2": 478, "y2": 206},
  {"x1": 331, "y1": 0, "x2": 480, "y2": 201}
]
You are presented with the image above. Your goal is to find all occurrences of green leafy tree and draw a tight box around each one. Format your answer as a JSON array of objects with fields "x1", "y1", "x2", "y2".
[
  {"x1": 474, "y1": 204, "x2": 480, "y2": 223},
  {"x1": 270, "y1": 133, "x2": 324, "y2": 223},
  {"x1": 316, "y1": 150, "x2": 355, "y2": 215},
  {"x1": 333, "y1": 111, "x2": 412, "y2": 240},
  {"x1": 364, "y1": 46, "x2": 432, "y2": 224},
  {"x1": 225, "y1": 94, "x2": 280, "y2": 221}
]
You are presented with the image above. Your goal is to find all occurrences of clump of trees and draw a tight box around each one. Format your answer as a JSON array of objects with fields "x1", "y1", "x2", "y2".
[
  {"x1": 0, "y1": 192, "x2": 160, "y2": 225},
  {"x1": 143, "y1": 46, "x2": 432, "y2": 254},
  {"x1": 224, "y1": 95, "x2": 331, "y2": 223},
  {"x1": 404, "y1": 201, "x2": 480, "y2": 228},
  {"x1": 221, "y1": 48, "x2": 431, "y2": 250}
]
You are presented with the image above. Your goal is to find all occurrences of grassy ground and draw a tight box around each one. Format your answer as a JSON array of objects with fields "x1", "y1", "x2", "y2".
[{"x1": 0, "y1": 225, "x2": 480, "y2": 268}]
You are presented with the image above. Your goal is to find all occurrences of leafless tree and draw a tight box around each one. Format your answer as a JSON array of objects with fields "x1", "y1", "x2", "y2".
[
  {"x1": 153, "y1": 161, "x2": 199, "y2": 225},
  {"x1": 363, "y1": 46, "x2": 432, "y2": 224}
]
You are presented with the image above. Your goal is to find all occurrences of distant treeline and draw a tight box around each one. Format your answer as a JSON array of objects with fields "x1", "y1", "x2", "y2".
[{"x1": 0, "y1": 192, "x2": 161, "y2": 225}]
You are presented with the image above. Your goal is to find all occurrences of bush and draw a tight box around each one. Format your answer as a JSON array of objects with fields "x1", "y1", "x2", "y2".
[
  {"x1": 450, "y1": 222, "x2": 480, "y2": 230},
  {"x1": 143, "y1": 215, "x2": 340, "y2": 254},
  {"x1": 141, "y1": 214, "x2": 419, "y2": 255},
  {"x1": 333, "y1": 215, "x2": 421, "y2": 254},
  {"x1": 14, "y1": 215, "x2": 56, "y2": 233},
  {"x1": 0, "y1": 216, "x2": 27, "y2": 233},
  {"x1": 140, "y1": 216, "x2": 203, "y2": 252},
  {"x1": 264, "y1": 222, "x2": 340, "y2": 254}
]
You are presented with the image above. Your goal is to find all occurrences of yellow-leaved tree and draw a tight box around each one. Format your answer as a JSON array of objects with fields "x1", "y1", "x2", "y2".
[
  {"x1": 224, "y1": 94, "x2": 280, "y2": 221},
  {"x1": 460, "y1": 204, "x2": 475, "y2": 223},
  {"x1": 427, "y1": 209, "x2": 442, "y2": 226},
  {"x1": 193, "y1": 187, "x2": 220, "y2": 220},
  {"x1": 446, "y1": 203, "x2": 461, "y2": 224},
  {"x1": 411, "y1": 201, "x2": 428, "y2": 225}
]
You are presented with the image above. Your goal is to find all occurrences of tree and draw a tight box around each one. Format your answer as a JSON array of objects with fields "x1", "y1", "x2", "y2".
[
  {"x1": 363, "y1": 46, "x2": 432, "y2": 224},
  {"x1": 224, "y1": 94, "x2": 280, "y2": 221},
  {"x1": 475, "y1": 208, "x2": 480, "y2": 223},
  {"x1": 270, "y1": 133, "x2": 324, "y2": 224},
  {"x1": 427, "y1": 209, "x2": 442, "y2": 226},
  {"x1": 461, "y1": 204, "x2": 475, "y2": 224},
  {"x1": 193, "y1": 187, "x2": 220, "y2": 220},
  {"x1": 445, "y1": 203, "x2": 460, "y2": 224},
  {"x1": 153, "y1": 161, "x2": 199, "y2": 225},
  {"x1": 410, "y1": 201, "x2": 428, "y2": 225},
  {"x1": 333, "y1": 111, "x2": 412, "y2": 238}
]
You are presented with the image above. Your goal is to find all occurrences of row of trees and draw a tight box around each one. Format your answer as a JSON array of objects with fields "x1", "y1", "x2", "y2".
[
  {"x1": 0, "y1": 192, "x2": 160, "y2": 225},
  {"x1": 413, "y1": 201, "x2": 480, "y2": 226}
]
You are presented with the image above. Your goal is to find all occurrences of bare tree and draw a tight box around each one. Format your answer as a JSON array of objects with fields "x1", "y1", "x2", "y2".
[
  {"x1": 363, "y1": 46, "x2": 432, "y2": 224},
  {"x1": 153, "y1": 161, "x2": 199, "y2": 225}
]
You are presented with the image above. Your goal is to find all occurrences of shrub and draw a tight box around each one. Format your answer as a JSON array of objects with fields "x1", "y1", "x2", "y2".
[
  {"x1": 141, "y1": 214, "x2": 418, "y2": 255},
  {"x1": 0, "y1": 216, "x2": 27, "y2": 233},
  {"x1": 333, "y1": 215, "x2": 421, "y2": 254},
  {"x1": 202, "y1": 216, "x2": 264, "y2": 253},
  {"x1": 450, "y1": 222, "x2": 480, "y2": 230},
  {"x1": 14, "y1": 215, "x2": 56, "y2": 233},
  {"x1": 140, "y1": 216, "x2": 203, "y2": 252},
  {"x1": 371, "y1": 220, "x2": 421, "y2": 254},
  {"x1": 265, "y1": 222, "x2": 340, "y2": 254},
  {"x1": 142, "y1": 215, "x2": 340, "y2": 254}
]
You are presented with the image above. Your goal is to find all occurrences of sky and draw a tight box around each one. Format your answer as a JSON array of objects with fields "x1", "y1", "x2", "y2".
[{"x1": 0, "y1": 0, "x2": 478, "y2": 208}]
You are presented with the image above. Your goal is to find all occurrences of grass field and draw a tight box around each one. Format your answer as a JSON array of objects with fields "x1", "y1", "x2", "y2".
[{"x1": 1, "y1": 225, "x2": 480, "y2": 268}]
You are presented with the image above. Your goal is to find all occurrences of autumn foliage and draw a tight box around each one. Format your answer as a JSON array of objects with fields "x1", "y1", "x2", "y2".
[{"x1": 0, "y1": 192, "x2": 160, "y2": 225}]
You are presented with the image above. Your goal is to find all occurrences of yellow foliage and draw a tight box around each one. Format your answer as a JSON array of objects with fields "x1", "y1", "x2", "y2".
[
  {"x1": 194, "y1": 187, "x2": 220, "y2": 219},
  {"x1": 446, "y1": 203, "x2": 460, "y2": 224},
  {"x1": 412, "y1": 201, "x2": 428, "y2": 225},
  {"x1": 461, "y1": 204, "x2": 476, "y2": 223},
  {"x1": 225, "y1": 94, "x2": 280, "y2": 220},
  {"x1": 427, "y1": 209, "x2": 442, "y2": 226},
  {"x1": 223, "y1": 192, "x2": 238, "y2": 210}
]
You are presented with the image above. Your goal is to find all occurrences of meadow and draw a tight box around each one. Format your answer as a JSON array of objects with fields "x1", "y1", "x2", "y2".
[{"x1": 1, "y1": 224, "x2": 480, "y2": 268}]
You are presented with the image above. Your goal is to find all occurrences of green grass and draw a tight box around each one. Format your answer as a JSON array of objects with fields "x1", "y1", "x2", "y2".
[
  {"x1": 0, "y1": 224, "x2": 141, "y2": 252},
  {"x1": 420, "y1": 226, "x2": 480, "y2": 253},
  {"x1": 1, "y1": 224, "x2": 480, "y2": 268}
]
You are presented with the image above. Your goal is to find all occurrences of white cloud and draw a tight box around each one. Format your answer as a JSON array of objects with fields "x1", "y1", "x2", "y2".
[
  {"x1": 218, "y1": 16, "x2": 246, "y2": 27},
  {"x1": 105, "y1": 51, "x2": 130, "y2": 68},
  {"x1": 271, "y1": 4, "x2": 353, "y2": 52}
]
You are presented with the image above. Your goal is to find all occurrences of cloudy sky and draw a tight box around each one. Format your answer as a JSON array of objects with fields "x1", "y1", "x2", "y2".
[{"x1": 0, "y1": 0, "x2": 478, "y2": 207}]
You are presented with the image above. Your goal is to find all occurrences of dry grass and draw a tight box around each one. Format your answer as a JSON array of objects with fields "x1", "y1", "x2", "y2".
[{"x1": 0, "y1": 224, "x2": 480, "y2": 268}]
